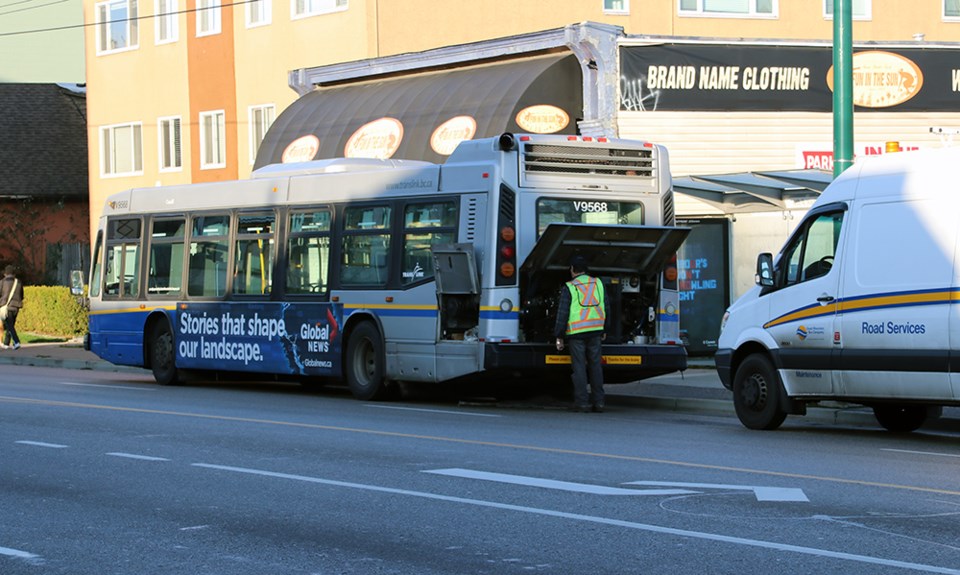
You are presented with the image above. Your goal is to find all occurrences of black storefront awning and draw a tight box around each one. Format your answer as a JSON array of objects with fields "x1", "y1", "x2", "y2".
[{"x1": 254, "y1": 53, "x2": 583, "y2": 169}]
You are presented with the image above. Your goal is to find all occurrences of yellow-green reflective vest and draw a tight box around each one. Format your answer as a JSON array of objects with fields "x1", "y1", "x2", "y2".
[{"x1": 565, "y1": 274, "x2": 606, "y2": 335}]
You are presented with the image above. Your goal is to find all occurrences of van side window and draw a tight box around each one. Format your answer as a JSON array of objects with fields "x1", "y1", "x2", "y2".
[{"x1": 777, "y1": 211, "x2": 843, "y2": 287}]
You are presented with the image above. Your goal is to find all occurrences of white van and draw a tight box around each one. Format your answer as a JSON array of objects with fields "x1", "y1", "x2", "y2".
[{"x1": 716, "y1": 147, "x2": 960, "y2": 432}]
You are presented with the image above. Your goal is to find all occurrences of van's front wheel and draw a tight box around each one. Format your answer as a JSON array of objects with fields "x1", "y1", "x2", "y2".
[{"x1": 732, "y1": 354, "x2": 787, "y2": 430}]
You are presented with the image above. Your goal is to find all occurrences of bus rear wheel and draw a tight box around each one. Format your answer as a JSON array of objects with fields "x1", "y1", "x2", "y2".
[
  {"x1": 149, "y1": 321, "x2": 181, "y2": 386},
  {"x1": 345, "y1": 322, "x2": 391, "y2": 401},
  {"x1": 732, "y1": 354, "x2": 787, "y2": 430}
]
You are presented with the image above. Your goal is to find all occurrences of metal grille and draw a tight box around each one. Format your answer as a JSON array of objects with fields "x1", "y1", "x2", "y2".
[
  {"x1": 662, "y1": 192, "x2": 675, "y2": 226},
  {"x1": 465, "y1": 197, "x2": 478, "y2": 242},
  {"x1": 522, "y1": 144, "x2": 655, "y2": 178}
]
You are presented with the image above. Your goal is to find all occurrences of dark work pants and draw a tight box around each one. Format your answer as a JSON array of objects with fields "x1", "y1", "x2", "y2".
[
  {"x1": 3, "y1": 308, "x2": 19, "y2": 346},
  {"x1": 569, "y1": 334, "x2": 604, "y2": 408}
]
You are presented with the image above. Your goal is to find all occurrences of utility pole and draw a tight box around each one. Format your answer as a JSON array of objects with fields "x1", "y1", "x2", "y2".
[{"x1": 833, "y1": 0, "x2": 854, "y2": 177}]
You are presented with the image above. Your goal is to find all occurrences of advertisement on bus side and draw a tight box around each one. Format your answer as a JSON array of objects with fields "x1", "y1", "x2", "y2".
[{"x1": 175, "y1": 302, "x2": 344, "y2": 376}]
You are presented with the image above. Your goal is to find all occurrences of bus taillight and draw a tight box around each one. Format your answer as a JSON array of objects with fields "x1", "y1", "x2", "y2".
[
  {"x1": 498, "y1": 226, "x2": 516, "y2": 279},
  {"x1": 496, "y1": 185, "x2": 517, "y2": 286},
  {"x1": 663, "y1": 253, "x2": 679, "y2": 291}
]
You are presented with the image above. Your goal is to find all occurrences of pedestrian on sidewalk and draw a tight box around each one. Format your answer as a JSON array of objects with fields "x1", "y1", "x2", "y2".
[
  {"x1": 0, "y1": 265, "x2": 24, "y2": 350},
  {"x1": 554, "y1": 254, "x2": 608, "y2": 413}
]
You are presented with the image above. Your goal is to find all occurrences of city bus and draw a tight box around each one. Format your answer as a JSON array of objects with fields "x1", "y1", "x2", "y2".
[{"x1": 85, "y1": 133, "x2": 690, "y2": 399}]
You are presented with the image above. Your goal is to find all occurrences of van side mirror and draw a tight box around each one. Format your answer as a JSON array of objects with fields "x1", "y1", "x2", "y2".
[
  {"x1": 70, "y1": 269, "x2": 85, "y2": 296},
  {"x1": 756, "y1": 253, "x2": 774, "y2": 287}
]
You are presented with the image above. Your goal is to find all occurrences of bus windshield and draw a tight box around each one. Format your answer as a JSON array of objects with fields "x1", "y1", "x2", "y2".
[{"x1": 536, "y1": 198, "x2": 643, "y2": 236}]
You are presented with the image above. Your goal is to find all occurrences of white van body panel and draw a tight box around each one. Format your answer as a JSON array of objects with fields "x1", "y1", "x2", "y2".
[{"x1": 718, "y1": 147, "x2": 960, "y2": 418}]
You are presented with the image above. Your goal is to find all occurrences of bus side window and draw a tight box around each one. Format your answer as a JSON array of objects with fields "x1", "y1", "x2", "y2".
[
  {"x1": 287, "y1": 210, "x2": 331, "y2": 295},
  {"x1": 402, "y1": 201, "x2": 457, "y2": 285},
  {"x1": 342, "y1": 205, "x2": 392, "y2": 287},
  {"x1": 187, "y1": 214, "x2": 230, "y2": 298},
  {"x1": 104, "y1": 218, "x2": 142, "y2": 299},
  {"x1": 147, "y1": 218, "x2": 186, "y2": 296},
  {"x1": 233, "y1": 212, "x2": 275, "y2": 296}
]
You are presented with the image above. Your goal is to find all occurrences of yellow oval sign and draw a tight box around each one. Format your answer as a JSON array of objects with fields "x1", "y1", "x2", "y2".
[
  {"x1": 826, "y1": 51, "x2": 923, "y2": 108},
  {"x1": 281, "y1": 135, "x2": 320, "y2": 163},
  {"x1": 344, "y1": 117, "x2": 404, "y2": 159},
  {"x1": 515, "y1": 105, "x2": 569, "y2": 134},
  {"x1": 430, "y1": 115, "x2": 477, "y2": 156}
]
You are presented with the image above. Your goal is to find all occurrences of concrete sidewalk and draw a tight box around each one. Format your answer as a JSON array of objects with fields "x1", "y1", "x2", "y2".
[{"x1": 1, "y1": 341, "x2": 957, "y2": 432}]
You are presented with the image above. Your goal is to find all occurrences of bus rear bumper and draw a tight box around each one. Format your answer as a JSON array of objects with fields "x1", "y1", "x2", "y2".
[{"x1": 483, "y1": 342, "x2": 687, "y2": 383}]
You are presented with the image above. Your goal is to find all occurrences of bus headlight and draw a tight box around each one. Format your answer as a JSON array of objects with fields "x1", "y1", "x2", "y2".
[
  {"x1": 499, "y1": 299, "x2": 513, "y2": 313},
  {"x1": 720, "y1": 311, "x2": 730, "y2": 333}
]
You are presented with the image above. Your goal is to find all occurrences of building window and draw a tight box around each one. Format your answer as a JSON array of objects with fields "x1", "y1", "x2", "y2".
[
  {"x1": 824, "y1": 0, "x2": 871, "y2": 20},
  {"x1": 158, "y1": 116, "x2": 182, "y2": 171},
  {"x1": 946, "y1": 0, "x2": 960, "y2": 19},
  {"x1": 292, "y1": 0, "x2": 348, "y2": 19},
  {"x1": 197, "y1": 0, "x2": 221, "y2": 36},
  {"x1": 679, "y1": 0, "x2": 776, "y2": 17},
  {"x1": 603, "y1": 0, "x2": 629, "y2": 13},
  {"x1": 101, "y1": 123, "x2": 143, "y2": 177},
  {"x1": 155, "y1": 0, "x2": 178, "y2": 43},
  {"x1": 96, "y1": 0, "x2": 139, "y2": 54},
  {"x1": 247, "y1": 0, "x2": 271, "y2": 26},
  {"x1": 200, "y1": 110, "x2": 226, "y2": 169},
  {"x1": 249, "y1": 105, "x2": 275, "y2": 164}
]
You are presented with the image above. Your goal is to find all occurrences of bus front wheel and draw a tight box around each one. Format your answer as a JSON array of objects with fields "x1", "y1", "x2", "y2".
[
  {"x1": 149, "y1": 321, "x2": 181, "y2": 386},
  {"x1": 732, "y1": 354, "x2": 787, "y2": 430},
  {"x1": 345, "y1": 322, "x2": 390, "y2": 401}
]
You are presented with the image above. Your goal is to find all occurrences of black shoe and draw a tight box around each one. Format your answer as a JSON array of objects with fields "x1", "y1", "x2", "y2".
[
  {"x1": 568, "y1": 405, "x2": 590, "y2": 413},
  {"x1": 591, "y1": 404, "x2": 605, "y2": 413}
]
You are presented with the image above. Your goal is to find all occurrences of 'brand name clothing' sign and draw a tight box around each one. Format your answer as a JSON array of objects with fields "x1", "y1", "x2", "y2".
[{"x1": 620, "y1": 44, "x2": 959, "y2": 112}]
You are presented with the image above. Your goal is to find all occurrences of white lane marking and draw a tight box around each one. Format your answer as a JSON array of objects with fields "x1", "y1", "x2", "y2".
[
  {"x1": 882, "y1": 448, "x2": 960, "y2": 459},
  {"x1": 192, "y1": 462, "x2": 959, "y2": 574},
  {"x1": 15, "y1": 441, "x2": 68, "y2": 449},
  {"x1": 58, "y1": 382, "x2": 155, "y2": 391},
  {"x1": 626, "y1": 480, "x2": 809, "y2": 502},
  {"x1": 425, "y1": 468, "x2": 696, "y2": 496},
  {"x1": 0, "y1": 545, "x2": 41, "y2": 560},
  {"x1": 179, "y1": 525, "x2": 210, "y2": 531},
  {"x1": 365, "y1": 405, "x2": 500, "y2": 418},
  {"x1": 106, "y1": 452, "x2": 170, "y2": 462}
]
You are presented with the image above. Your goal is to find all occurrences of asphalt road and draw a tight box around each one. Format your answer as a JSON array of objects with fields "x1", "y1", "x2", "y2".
[{"x1": 2, "y1": 365, "x2": 960, "y2": 575}]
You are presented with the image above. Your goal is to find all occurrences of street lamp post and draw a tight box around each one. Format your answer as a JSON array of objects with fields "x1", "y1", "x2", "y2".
[{"x1": 833, "y1": 0, "x2": 854, "y2": 177}]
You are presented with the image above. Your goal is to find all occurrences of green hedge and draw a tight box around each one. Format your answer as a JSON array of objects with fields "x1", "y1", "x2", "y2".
[{"x1": 14, "y1": 286, "x2": 87, "y2": 338}]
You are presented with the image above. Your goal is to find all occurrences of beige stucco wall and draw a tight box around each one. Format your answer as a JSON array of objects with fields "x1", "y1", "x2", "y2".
[
  {"x1": 84, "y1": 0, "x2": 960, "y2": 244},
  {"x1": 83, "y1": 1, "x2": 191, "y2": 242}
]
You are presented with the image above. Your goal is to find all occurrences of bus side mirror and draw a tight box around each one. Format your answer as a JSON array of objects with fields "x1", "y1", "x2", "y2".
[
  {"x1": 756, "y1": 253, "x2": 774, "y2": 287},
  {"x1": 70, "y1": 269, "x2": 85, "y2": 296}
]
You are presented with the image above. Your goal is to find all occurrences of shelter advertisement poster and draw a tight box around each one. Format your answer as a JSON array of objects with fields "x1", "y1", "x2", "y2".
[
  {"x1": 677, "y1": 219, "x2": 730, "y2": 356},
  {"x1": 175, "y1": 302, "x2": 344, "y2": 376}
]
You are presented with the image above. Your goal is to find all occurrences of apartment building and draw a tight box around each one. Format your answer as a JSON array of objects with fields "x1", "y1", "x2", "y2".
[
  {"x1": 83, "y1": 1, "x2": 960, "y2": 352},
  {"x1": 82, "y1": 1, "x2": 960, "y2": 233}
]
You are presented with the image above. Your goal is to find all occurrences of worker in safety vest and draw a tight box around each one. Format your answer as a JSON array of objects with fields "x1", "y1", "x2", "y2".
[{"x1": 554, "y1": 255, "x2": 609, "y2": 412}]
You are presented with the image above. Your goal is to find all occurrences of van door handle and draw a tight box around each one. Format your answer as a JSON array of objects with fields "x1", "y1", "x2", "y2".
[{"x1": 817, "y1": 295, "x2": 836, "y2": 303}]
